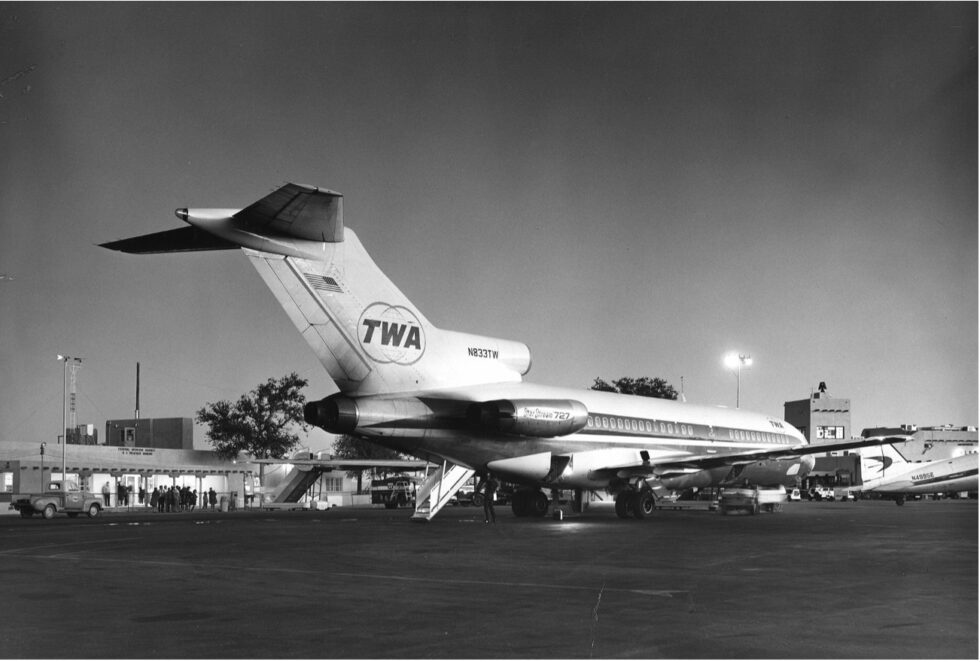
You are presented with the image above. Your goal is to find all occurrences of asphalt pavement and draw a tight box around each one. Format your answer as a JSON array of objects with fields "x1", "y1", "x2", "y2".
[{"x1": 0, "y1": 498, "x2": 976, "y2": 659}]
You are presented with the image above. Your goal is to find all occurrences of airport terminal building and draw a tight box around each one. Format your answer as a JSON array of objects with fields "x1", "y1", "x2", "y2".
[
  {"x1": 784, "y1": 383, "x2": 977, "y2": 489},
  {"x1": 1, "y1": 417, "x2": 258, "y2": 508}
]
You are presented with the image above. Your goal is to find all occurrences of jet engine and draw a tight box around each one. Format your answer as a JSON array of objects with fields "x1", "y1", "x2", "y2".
[
  {"x1": 467, "y1": 399, "x2": 589, "y2": 438},
  {"x1": 304, "y1": 394, "x2": 433, "y2": 436}
]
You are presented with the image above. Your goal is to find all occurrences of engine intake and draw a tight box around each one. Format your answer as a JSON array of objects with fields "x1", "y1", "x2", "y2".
[
  {"x1": 304, "y1": 395, "x2": 359, "y2": 434},
  {"x1": 467, "y1": 399, "x2": 589, "y2": 438}
]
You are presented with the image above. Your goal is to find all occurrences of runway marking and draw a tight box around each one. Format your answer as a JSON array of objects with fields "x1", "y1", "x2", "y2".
[
  {"x1": 0, "y1": 537, "x2": 142, "y2": 555},
  {"x1": 327, "y1": 570, "x2": 684, "y2": 597},
  {"x1": 0, "y1": 546, "x2": 686, "y2": 598}
]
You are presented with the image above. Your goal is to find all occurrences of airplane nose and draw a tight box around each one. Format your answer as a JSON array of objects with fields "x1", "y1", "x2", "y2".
[{"x1": 175, "y1": 208, "x2": 189, "y2": 222}]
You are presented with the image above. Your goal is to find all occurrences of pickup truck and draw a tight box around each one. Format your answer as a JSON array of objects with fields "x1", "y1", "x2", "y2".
[{"x1": 9, "y1": 481, "x2": 103, "y2": 519}]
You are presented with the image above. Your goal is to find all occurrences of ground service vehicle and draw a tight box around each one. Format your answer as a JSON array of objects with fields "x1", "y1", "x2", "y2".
[
  {"x1": 719, "y1": 487, "x2": 760, "y2": 515},
  {"x1": 9, "y1": 481, "x2": 103, "y2": 519},
  {"x1": 808, "y1": 486, "x2": 835, "y2": 501},
  {"x1": 719, "y1": 486, "x2": 787, "y2": 515},
  {"x1": 370, "y1": 476, "x2": 416, "y2": 509}
]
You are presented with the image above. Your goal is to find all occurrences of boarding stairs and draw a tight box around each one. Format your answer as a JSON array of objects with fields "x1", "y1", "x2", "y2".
[
  {"x1": 410, "y1": 461, "x2": 474, "y2": 522},
  {"x1": 271, "y1": 465, "x2": 324, "y2": 503}
]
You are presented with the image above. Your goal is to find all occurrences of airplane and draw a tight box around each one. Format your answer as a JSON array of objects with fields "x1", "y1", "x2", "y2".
[
  {"x1": 854, "y1": 443, "x2": 978, "y2": 505},
  {"x1": 102, "y1": 182, "x2": 905, "y2": 521}
]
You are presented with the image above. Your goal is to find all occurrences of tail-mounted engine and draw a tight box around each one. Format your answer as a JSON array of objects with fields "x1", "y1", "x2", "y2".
[
  {"x1": 304, "y1": 394, "x2": 433, "y2": 436},
  {"x1": 467, "y1": 399, "x2": 589, "y2": 438}
]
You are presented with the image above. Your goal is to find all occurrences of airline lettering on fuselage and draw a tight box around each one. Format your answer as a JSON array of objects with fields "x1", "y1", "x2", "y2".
[
  {"x1": 468, "y1": 347, "x2": 499, "y2": 359},
  {"x1": 911, "y1": 472, "x2": 934, "y2": 482},
  {"x1": 518, "y1": 407, "x2": 571, "y2": 421},
  {"x1": 358, "y1": 303, "x2": 425, "y2": 365}
]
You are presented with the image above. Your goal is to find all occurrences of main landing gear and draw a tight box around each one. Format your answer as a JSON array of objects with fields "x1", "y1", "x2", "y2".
[
  {"x1": 511, "y1": 489, "x2": 550, "y2": 517},
  {"x1": 614, "y1": 487, "x2": 656, "y2": 519}
]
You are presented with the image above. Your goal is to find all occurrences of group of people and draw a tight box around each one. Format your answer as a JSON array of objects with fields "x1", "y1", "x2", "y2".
[{"x1": 149, "y1": 486, "x2": 219, "y2": 512}]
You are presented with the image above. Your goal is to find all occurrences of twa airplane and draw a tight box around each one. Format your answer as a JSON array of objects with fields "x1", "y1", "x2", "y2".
[
  {"x1": 856, "y1": 444, "x2": 978, "y2": 505},
  {"x1": 103, "y1": 183, "x2": 897, "y2": 521}
]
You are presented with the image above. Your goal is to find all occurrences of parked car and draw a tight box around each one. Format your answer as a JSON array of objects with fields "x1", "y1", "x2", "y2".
[{"x1": 787, "y1": 488, "x2": 801, "y2": 501}]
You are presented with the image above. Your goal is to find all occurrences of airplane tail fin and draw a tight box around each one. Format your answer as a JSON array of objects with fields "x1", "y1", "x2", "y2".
[
  {"x1": 102, "y1": 183, "x2": 532, "y2": 396},
  {"x1": 859, "y1": 441, "x2": 911, "y2": 480}
]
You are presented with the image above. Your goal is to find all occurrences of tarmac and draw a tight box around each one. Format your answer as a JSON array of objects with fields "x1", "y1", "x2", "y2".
[{"x1": 0, "y1": 498, "x2": 976, "y2": 659}]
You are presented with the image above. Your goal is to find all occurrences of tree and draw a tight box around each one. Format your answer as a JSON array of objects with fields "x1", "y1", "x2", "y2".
[
  {"x1": 196, "y1": 373, "x2": 310, "y2": 463},
  {"x1": 590, "y1": 376, "x2": 678, "y2": 400},
  {"x1": 332, "y1": 434, "x2": 405, "y2": 493}
]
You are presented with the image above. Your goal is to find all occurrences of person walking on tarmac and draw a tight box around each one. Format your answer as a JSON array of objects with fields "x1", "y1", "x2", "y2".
[{"x1": 483, "y1": 474, "x2": 498, "y2": 524}]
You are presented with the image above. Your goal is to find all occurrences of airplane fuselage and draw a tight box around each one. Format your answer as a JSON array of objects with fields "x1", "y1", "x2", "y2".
[{"x1": 860, "y1": 453, "x2": 978, "y2": 495}]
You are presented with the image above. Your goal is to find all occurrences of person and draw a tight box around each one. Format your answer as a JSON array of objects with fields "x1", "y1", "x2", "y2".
[
  {"x1": 150, "y1": 487, "x2": 159, "y2": 511},
  {"x1": 208, "y1": 487, "x2": 217, "y2": 511},
  {"x1": 102, "y1": 481, "x2": 111, "y2": 508},
  {"x1": 483, "y1": 474, "x2": 497, "y2": 524},
  {"x1": 138, "y1": 485, "x2": 146, "y2": 506}
]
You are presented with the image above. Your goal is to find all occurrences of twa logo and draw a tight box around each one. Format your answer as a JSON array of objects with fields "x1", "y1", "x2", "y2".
[{"x1": 358, "y1": 303, "x2": 425, "y2": 365}]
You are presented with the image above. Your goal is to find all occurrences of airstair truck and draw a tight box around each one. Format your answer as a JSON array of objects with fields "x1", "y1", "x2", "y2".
[{"x1": 10, "y1": 481, "x2": 103, "y2": 519}]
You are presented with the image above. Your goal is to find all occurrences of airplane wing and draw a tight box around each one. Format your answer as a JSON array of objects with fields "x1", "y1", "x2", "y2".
[
  {"x1": 252, "y1": 457, "x2": 429, "y2": 472},
  {"x1": 594, "y1": 435, "x2": 912, "y2": 479}
]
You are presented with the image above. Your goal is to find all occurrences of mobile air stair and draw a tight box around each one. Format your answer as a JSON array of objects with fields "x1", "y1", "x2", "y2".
[{"x1": 410, "y1": 460, "x2": 474, "y2": 522}]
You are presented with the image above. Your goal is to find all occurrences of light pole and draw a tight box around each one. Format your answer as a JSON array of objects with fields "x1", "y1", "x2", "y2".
[
  {"x1": 56, "y1": 354, "x2": 83, "y2": 490},
  {"x1": 40, "y1": 442, "x2": 46, "y2": 490},
  {"x1": 723, "y1": 352, "x2": 752, "y2": 408}
]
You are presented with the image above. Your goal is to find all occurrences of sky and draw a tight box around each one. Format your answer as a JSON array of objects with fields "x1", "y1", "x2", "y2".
[{"x1": 1, "y1": 3, "x2": 976, "y2": 451}]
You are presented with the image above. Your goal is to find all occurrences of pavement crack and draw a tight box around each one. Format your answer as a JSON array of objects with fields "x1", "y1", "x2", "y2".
[{"x1": 590, "y1": 579, "x2": 605, "y2": 658}]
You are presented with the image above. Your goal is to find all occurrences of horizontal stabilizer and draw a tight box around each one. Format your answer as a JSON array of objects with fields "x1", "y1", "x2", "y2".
[
  {"x1": 236, "y1": 182, "x2": 344, "y2": 242},
  {"x1": 100, "y1": 226, "x2": 238, "y2": 254}
]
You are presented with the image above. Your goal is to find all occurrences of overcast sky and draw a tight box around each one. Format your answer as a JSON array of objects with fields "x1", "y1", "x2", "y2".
[{"x1": 1, "y1": 3, "x2": 976, "y2": 451}]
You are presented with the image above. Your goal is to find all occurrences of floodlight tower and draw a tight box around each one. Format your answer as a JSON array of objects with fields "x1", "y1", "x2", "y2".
[
  {"x1": 56, "y1": 354, "x2": 83, "y2": 488},
  {"x1": 723, "y1": 352, "x2": 752, "y2": 408}
]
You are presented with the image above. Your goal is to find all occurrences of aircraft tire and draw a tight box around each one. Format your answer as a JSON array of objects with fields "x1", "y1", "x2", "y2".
[
  {"x1": 529, "y1": 491, "x2": 549, "y2": 517},
  {"x1": 895, "y1": 496, "x2": 905, "y2": 506},
  {"x1": 632, "y1": 492, "x2": 655, "y2": 519},
  {"x1": 511, "y1": 491, "x2": 529, "y2": 517},
  {"x1": 614, "y1": 492, "x2": 633, "y2": 519}
]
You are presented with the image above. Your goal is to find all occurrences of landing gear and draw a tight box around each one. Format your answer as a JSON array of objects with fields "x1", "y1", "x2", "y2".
[
  {"x1": 511, "y1": 489, "x2": 549, "y2": 517},
  {"x1": 615, "y1": 491, "x2": 634, "y2": 519},
  {"x1": 615, "y1": 488, "x2": 656, "y2": 520},
  {"x1": 633, "y1": 491, "x2": 656, "y2": 519},
  {"x1": 895, "y1": 495, "x2": 905, "y2": 506}
]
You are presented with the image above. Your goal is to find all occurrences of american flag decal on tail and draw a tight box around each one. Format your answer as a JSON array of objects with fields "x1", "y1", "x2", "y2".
[{"x1": 305, "y1": 273, "x2": 344, "y2": 294}]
